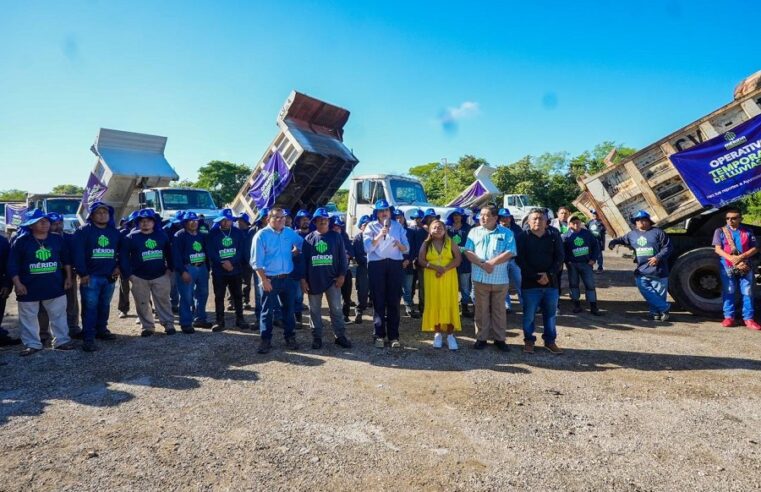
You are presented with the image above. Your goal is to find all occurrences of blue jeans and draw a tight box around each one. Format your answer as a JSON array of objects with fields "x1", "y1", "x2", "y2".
[
  {"x1": 567, "y1": 262, "x2": 597, "y2": 302},
  {"x1": 80, "y1": 275, "x2": 116, "y2": 343},
  {"x1": 170, "y1": 274, "x2": 179, "y2": 310},
  {"x1": 308, "y1": 285, "x2": 346, "y2": 338},
  {"x1": 521, "y1": 287, "x2": 559, "y2": 344},
  {"x1": 635, "y1": 276, "x2": 670, "y2": 315},
  {"x1": 176, "y1": 266, "x2": 209, "y2": 326},
  {"x1": 402, "y1": 273, "x2": 414, "y2": 307},
  {"x1": 720, "y1": 267, "x2": 754, "y2": 320},
  {"x1": 505, "y1": 260, "x2": 522, "y2": 309},
  {"x1": 458, "y1": 272, "x2": 471, "y2": 305},
  {"x1": 260, "y1": 277, "x2": 296, "y2": 340}
]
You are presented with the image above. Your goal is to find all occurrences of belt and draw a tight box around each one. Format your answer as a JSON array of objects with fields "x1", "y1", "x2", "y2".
[
  {"x1": 267, "y1": 274, "x2": 288, "y2": 279},
  {"x1": 188, "y1": 262, "x2": 205, "y2": 267}
]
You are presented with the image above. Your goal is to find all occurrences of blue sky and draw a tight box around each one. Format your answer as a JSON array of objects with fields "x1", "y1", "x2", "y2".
[{"x1": 1, "y1": 0, "x2": 759, "y2": 195}]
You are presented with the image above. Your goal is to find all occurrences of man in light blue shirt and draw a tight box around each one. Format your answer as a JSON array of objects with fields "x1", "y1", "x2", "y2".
[
  {"x1": 462, "y1": 204, "x2": 516, "y2": 351},
  {"x1": 362, "y1": 199, "x2": 410, "y2": 348},
  {"x1": 251, "y1": 207, "x2": 304, "y2": 354}
]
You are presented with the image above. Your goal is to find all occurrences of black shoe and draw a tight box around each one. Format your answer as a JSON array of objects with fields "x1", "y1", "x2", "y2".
[
  {"x1": 295, "y1": 312, "x2": 303, "y2": 327},
  {"x1": 0, "y1": 335, "x2": 22, "y2": 346},
  {"x1": 212, "y1": 320, "x2": 226, "y2": 332},
  {"x1": 140, "y1": 330, "x2": 153, "y2": 337},
  {"x1": 410, "y1": 310, "x2": 420, "y2": 319},
  {"x1": 181, "y1": 325, "x2": 195, "y2": 334},
  {"x1": 192, "y1": 320, "x2": 213, "y2": 329},
  {"x1": 55, "y1": 341, "x2": 77, "y2": 351},
  {"x1": 236, "y1": 319, "x2": 250, "y2": 330},
  {"x1": 96, "y1": 331, "x2": 117, "y2": 341},
  {"x1": 20, "y1": 347, "x2": 42, "y2": 356},
  {"x1": 172, "y1": 306, "x2": 179, "y2": 315},
  {"x1": 69, "y1": 328, "x2": 84, "y2": 339},
  {"x1": 274, "y1": 319, "x2": 283, "y2": 328},
  {"x1": 165, "y1": 327, "x2": 177, "y2": 335},
  {"x1": 343, "y1": 315, "x2": 351, "y2": 323},
  {"x1": 572, "y1": 301, "x2": 582, "y2": 314},
  {"x1": 335, "y1": 335, "x2": 352, "y2": 348},
  {"x1": 82, "y1": 342, "x2": 97, "y2": 352},
  {"x1": 226, "y1": 305, "x2": 235, "y2": 312},
  {"x1": 243, "y1": 304, "x2": 254, "y2": 311},
  {"x1": 494, "y1": 340, "x2": 510, "y2": 352},
  {"x1": 590, "y1": 302, "x2": 601, "y2": 316},
  {"x1": 354, "y1": 313, "x2": 363, "y2": 324},
  {"x1": 461, "y1": 305, "x2": 473, "y2": 318},
  {"x1": 285, "y1": 337, "x2": 299, "y2": 350},
  {"x1": 312, "y1": 337, "x2": 322, "y2": 350},
  {"x1": 473, "y1": 340, "x2": 488, "y2": 350},
  {"x1": 257, "y1": 339, "x2": 272, "y2": 354}
]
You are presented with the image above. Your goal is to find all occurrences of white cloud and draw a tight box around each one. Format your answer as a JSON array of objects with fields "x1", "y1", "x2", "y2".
[{"x1": 438, "y1": 101, "x2": 480, "y2": 135}]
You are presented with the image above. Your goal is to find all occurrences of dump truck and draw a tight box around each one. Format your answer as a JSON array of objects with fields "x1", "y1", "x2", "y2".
[
  {"x1": 229, "y1": 91, "x2": 359, "y2": 220},
  {"x1": 77, "y1": 128, "x2": 220, "y2": 225},
  {"x1": 574, "y1": 70, "x2": 761, "y2": 317}
]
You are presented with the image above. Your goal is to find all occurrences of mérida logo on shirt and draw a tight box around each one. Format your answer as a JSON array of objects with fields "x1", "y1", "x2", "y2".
[
  {"x1": 31, "y1": 247, "x2": 57, "y2": 274},
  {"x1": 311, "y1": 240, "x2": 333, "y2": 266},
  {"x1": 93, "y1": 235, "x2": 115, "y2": 259}
]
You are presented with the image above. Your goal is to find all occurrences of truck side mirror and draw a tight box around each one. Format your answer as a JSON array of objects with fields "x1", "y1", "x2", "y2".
[{"x1": 138, "y1": 192, "x2": 146, "y2": 207}]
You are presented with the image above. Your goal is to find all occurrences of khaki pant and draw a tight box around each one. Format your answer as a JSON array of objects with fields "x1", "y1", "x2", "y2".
[
  {"x1": 18, "y1": 295, "x2": 70, "y2": 349},
  {"x1": 473, "y1": 281, "x2": 508, "y2": 342},
  {"x1": 130, "y1": 274, "x2": 174, "y2": 332}
]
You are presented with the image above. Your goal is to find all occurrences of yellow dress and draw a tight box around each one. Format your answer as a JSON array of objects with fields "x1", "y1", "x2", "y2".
[{"x1": 422, "y1": 237, "x2": 461, "y2": 332}]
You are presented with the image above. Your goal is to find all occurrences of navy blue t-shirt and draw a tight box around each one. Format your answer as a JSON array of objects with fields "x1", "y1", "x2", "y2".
[
  {"x1": 0, "y1": 235, "x2": 10, "y2": 288},
  {"x1": 8, "y1": 233, "x2": 70, "y2": 302},
  {"x1": 73, "y1": 223, "x2": 121, "y2": 277},
  {"x1": 562, "y1": 228, "x2": 600, "y2": 264},
  {"x1": 206, "y1": 226, "x2": 246, "y2": 276},
  {"x1": 609, "y1": 227, "x2": 672, "y2": 277},
  {"x1": 120, "y1": 230, "x2": 171, "y2": 280},
  {"x1": 352, "y1": 232, "x2": 367, "y2": 268},
  {"x1": 303, "y1": 230, "x2": 348, "y2": 295},
  {"x1": 448, "y1": 224, "x2": 472, "y2": 274},
  {"x1": 172, "y1": 229, "x2": 208, "y2": 274}
]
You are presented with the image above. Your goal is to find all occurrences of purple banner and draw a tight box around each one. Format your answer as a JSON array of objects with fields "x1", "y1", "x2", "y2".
[
  {"x1": 82, "y1": 172, "x2": 108, "y2": 210},
  {"x1": 4, "y1": 204, "x2": 27, "y2": 228},
  {"x1": 448, "y1": 181, "x2": 487, "y2": 207},
  {"x1": 248, "y1": 151, "x2": 292, "y2": 209}
]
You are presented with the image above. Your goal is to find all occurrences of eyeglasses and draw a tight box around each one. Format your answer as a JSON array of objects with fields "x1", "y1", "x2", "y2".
[
  {"x1": 726, "y1": 216, "x2": 741, "y2": 221},
  {"x1": 271, "y1": 215, "x2": 286, "y2": 220}
]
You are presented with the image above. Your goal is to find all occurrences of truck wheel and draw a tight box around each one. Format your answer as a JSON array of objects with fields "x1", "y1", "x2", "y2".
[{"x1": 668, "y1": 247, "x2": 729, "y2": 318}]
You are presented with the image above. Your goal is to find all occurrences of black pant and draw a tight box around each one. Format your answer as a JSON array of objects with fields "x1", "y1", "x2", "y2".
[
  {"x1": 355, "y1": 263, "x2": 369, "y2": 312},
  {"x1": 368, "y1": 259, "x2": 404, "y2": 340},
  {"x1": 213, "y1": 273, "x2": 243, "y2": 320},
  {"x1": 242, "y1": 265, "x2": 253, "y2": 304},
  {"x1": 118, "y1": 276, "x2": 130, "y2": 314},
  {"x1": 341, "y1": 270, "x2": 353, "y2": 317},
  {"x1": 0, "y1": 295, "x2": 6, "y2": 333}
]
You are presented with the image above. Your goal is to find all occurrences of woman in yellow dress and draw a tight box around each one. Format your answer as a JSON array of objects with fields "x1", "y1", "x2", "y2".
[{"x1": 417, "y1": 219, "x2": 462, "y2": 350}]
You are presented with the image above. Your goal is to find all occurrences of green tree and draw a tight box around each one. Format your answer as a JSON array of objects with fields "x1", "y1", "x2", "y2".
[
  {"x1": 51, "y1": 184, "x2": 84, "y2": 195},
  {"x1": 330, "y1": 189, "x2": 349, "y2": 211},
  {"x1": 409, "y1": 155, "x2": 489, "y2": 205},
  {"x1": 194, "y1": 161, "x2": 251, "y2": 206},
  {"x1": 0, "y1": 189, "x2": 26, "y2": 201}
]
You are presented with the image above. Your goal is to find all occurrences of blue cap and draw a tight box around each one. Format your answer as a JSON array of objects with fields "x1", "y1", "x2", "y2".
[
  {"x1": 127, "y1": 210, "x2": 139, "y2": 222},
  {"x1": 498, "y1": 208, "x2": 512, "y2": 217},
  {"x1": 311, "y1": 207, "x2": 330, "y2": 222},
  {"x1": 295, "y1": 209, "x2": 311, "y2": 219},
  {"x1": 256, "y1": 207, "x2": 269, "y2": 224},
  {"x1": 237, "y1": 212, "x2": 251, "y2": 224},
  {"x1": 182, "y1": 211, "x2": 199, "y2": 223},
  {"x1": 46, "y1": 212, "x2": 63, "y2": 223},
  {"x1": 170, "y1": 210, "x2": 186, "y2": 224},
  {"x1": 21, "y1": 209, "x2": 48, "y2": 227},
  {"x1": 374, "y1": 199, "x2": 391, "y2": 211},
  {"x1": 423, "y1": 208, "x2": 439, "y2": 219},
  {"x1": 358, "y1": 214, "x2": 371, "y2": 227},
  {"x1": 393, "y1": 208, "x2": 404, "y2": 217},
  {"x1": 136, "y1": 208, "x2": 159, "y2": 222},
  {"x1": 408, "y1": 208, "x2": 424, "y2": 220},
  {"x1": 332, "y1": 216, "x2": 346, "y2": 227},
  {"x1": 630, "y1": 210, "x2": 651, "y2": 223},
  {"x1": 214, "y1": 208, "x2": 236, "y2": 223}
]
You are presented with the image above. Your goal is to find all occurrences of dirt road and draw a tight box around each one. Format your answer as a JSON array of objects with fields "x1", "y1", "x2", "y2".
[{"x1": 2, "y1": 253, "x2": 761, "y2": 491}]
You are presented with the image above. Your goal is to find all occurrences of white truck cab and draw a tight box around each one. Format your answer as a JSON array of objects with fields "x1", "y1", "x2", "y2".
[
  {"x1": 138, "y1": 187, "x2": 219, "y2": 222},
  {"x1": 503, "y1": 194, "x2": 554, "y2": 225},
  {"x1": 28, "y1": 194, "x2": 82, "y2": 233}
]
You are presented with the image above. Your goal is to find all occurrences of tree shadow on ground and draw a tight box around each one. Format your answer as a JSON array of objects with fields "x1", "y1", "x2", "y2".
[{"x1": 0, "y1": 331, "x2": 324, "y2": 426}]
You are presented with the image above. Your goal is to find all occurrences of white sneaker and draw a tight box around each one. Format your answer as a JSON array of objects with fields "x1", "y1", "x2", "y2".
[
  {"x1": 447, "y1": 334, "x2": 458, "y2": 351},
  {"x1": 432, "y1": 333, "x2": 443, "y2": 349}
]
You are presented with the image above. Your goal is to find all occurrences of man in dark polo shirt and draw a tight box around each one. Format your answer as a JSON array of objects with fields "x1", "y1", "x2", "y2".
[
  {"x1": 301, "y1": 208, "x2": 352, "y2": 350},
  {"x1": 516, "y1": 208, "x2": 565, "y2": 355}
]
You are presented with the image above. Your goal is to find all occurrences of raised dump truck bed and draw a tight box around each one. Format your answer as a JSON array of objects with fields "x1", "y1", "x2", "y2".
[{"x1": 230, "y1": 91, "x2": 359, "y2": 218}]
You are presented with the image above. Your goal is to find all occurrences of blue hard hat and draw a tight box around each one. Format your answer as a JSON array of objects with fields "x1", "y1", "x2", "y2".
[
  {"x1": 295, "y1": 209, "x2": 311, "y2": 219},
  {"x1": 237, "y1": 212, "x2": 251, "y2": 224},
  {"x1": 255, "y1": 208, "x2": 269, "y2": 224},
  {"x1": 214, "y1": 208, "x2": 236, "y2": 223},
  {"x1": 358, "y1": 214, "x2": 371, "y2": 227},
  {"x1": 127, "y1": 210, "x2": 139, "y2": 222},
  {"x1": 374, "y1": 199, "x2": 391, "y2": 211},
  {"x1": 182, "y1": 211, "x2": 199, "y2": 223},
  {"x1": 423, "y1": 208, "x2": 440, "y2": 219},
  {"x1": 311, "y1": 208, "x2": 330, "y2": 222},
  {"x1": 46, "y1": 212, "x2": 63, "y2": 223},
  {"x1": 393, "y1": 208, "x2": 404, "y2": 217},
  {"x1": 170, "y1": 210, "x2": 186, "y2": 224},
  {"x1": 498, "y1": 208, "x2": 512, "y2": 217},
  {"x1": 332, "y1": 216, "x2": 346, "y2": 227},
  {"x1": 408, "y1": 208, "x2": 423, "y2": 220},
  {"x1": 136, "y1": 208, "x2": 159, "y2": 222},
  {"x1": 630, "y1": 210, "x2": 651, "y2": 223},
  {"x1": 21, "y1": 209, "x2": 48, "y2": 227}
]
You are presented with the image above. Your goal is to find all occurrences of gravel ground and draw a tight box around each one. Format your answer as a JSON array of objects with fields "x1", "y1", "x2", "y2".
[{"x1": 2, "y1": 252, "x2": 761, "y2": 491}]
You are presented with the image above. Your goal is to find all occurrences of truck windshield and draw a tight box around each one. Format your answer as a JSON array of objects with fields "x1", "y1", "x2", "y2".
[
  {"x1": 46, "y1": 199, "x2": 80, "y2": 215},
  {"x1": 160, "y1": 190, "x2": 217, "y2": 211},
  {"x1": 390, "y1": 180, "x2": 428, "y2": 205}
]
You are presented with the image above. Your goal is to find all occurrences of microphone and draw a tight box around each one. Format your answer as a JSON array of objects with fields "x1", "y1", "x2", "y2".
[{"x1": 383, "y1": 218, "x2": 390, "y2": 240}]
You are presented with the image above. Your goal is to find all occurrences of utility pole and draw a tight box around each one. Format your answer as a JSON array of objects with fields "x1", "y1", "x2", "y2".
[{"x1": 442, "y1": 157, "x2": 448, "y2": 198}]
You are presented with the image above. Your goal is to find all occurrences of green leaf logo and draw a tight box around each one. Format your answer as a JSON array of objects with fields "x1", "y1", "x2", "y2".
[
  {"x1": 36, "y1": 246, "x2": 52, "y2": 261},
  {"x1": 725, "y1": 131, "x2": 736, "y2": 142},
  {"x1": 315, "y1": 240, "x2": 328, "y2": 254},
  {"x1": 452, "y1": 234, "x2": 462, "y2": 245},
  {"x1": 97, "y1": 235, "x2": 109, "y2": 247},
  {"x1": 222, "y1": 236, "x2": 233, "y2": 247},
  {"x1": 145, "y1": 238, "x2": 157, "y2": 249},
  {"x1": 192, "y1": 241, "x2": 202, "y2": 252},
  {"x1": 636, "y1": 236, "x2": 648, "y2": 247},
  {"x1": 573, "y1": 237, "x2": 584, "y2": 247}
]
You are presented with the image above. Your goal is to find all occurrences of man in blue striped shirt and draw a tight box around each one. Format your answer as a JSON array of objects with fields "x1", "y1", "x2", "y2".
[{"x1": 251, "y1": 207, "x2": 304, "y2": 354}]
